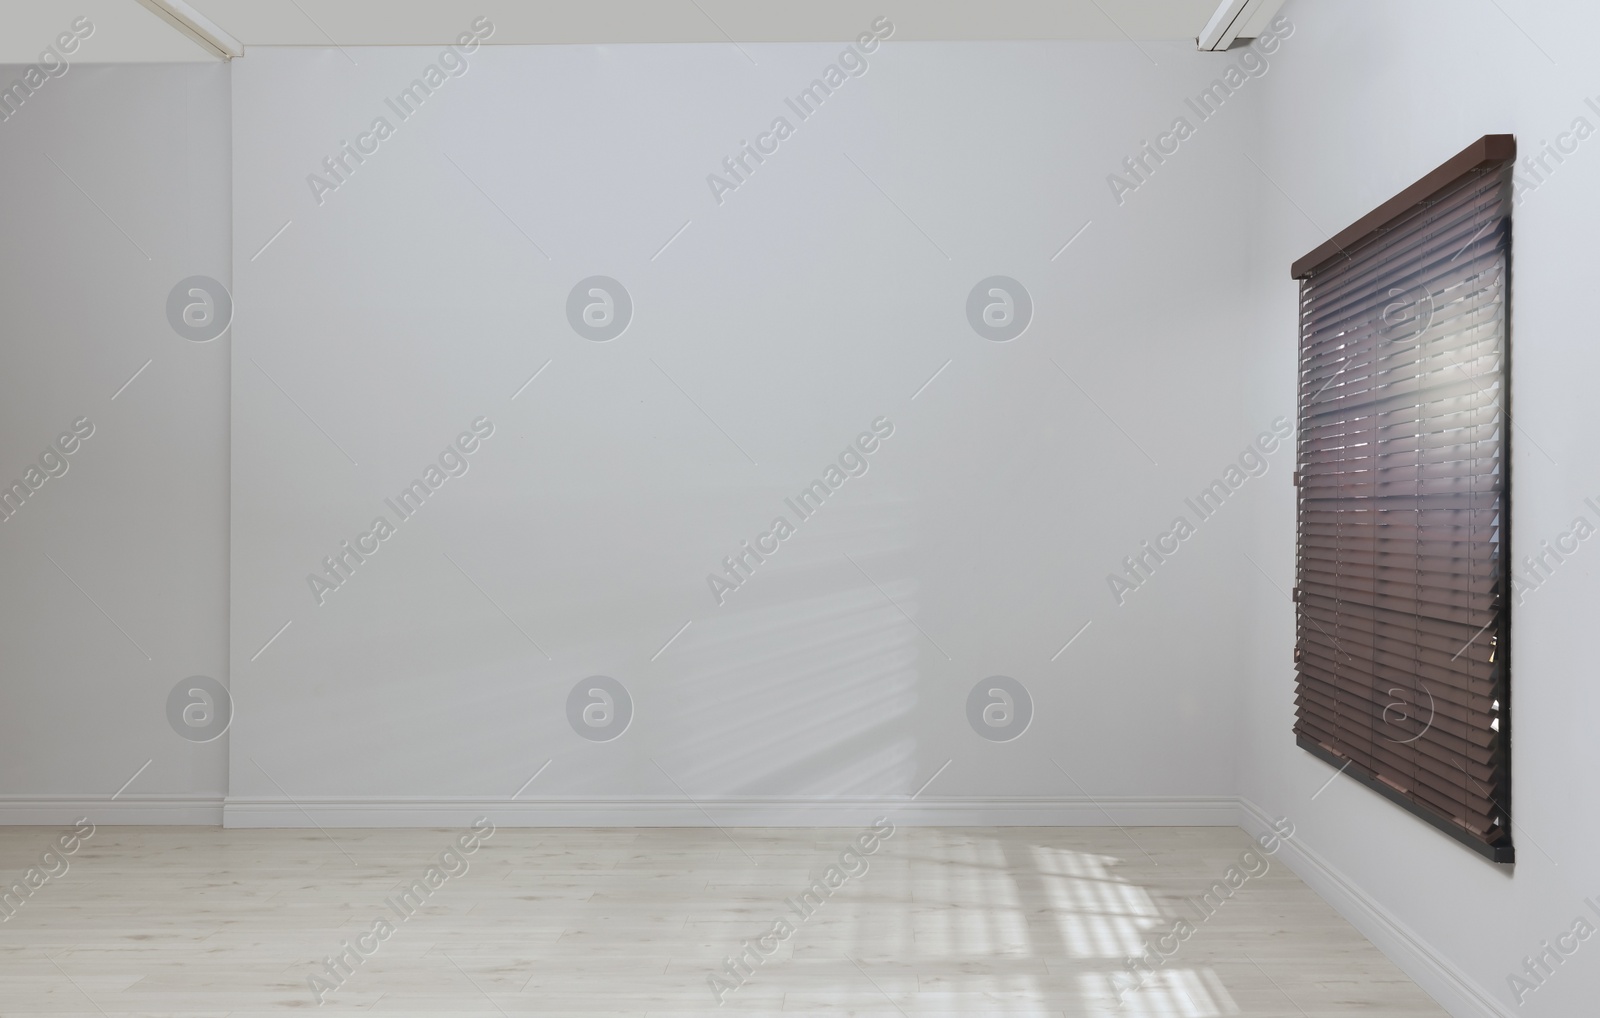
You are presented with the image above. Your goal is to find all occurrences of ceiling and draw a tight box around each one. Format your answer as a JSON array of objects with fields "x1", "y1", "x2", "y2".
[{"x1": 0, "y1": 0, "x2": 1276, "y2": 63}]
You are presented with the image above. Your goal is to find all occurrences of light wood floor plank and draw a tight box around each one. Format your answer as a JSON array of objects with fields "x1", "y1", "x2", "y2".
[{"x1": 0, "y1": 825, "x2": 1446, "y2": 1016}]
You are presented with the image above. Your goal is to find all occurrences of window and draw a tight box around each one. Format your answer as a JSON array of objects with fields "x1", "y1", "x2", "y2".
[{"x1": 1291, "y1": 135, "x2": 1515, "y2": 864}]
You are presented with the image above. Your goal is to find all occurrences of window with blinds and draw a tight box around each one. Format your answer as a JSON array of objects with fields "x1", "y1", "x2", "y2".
[{"x1": 1290, "y1": 135, "x2": 1515, "y2": 864}]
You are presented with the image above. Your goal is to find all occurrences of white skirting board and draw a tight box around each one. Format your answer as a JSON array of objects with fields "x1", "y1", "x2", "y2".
[
  {"x1": 219, "y1": 795, "x2": 1240, "y2": 828},
  {"x1": 0, "y1": 795, "x2": 225, "y2": 825},
  {"x1": 0, "y1": 795, "x2": 1236, "y2": 828},
  {"x1": 1238, "y1": 798, "x2": 1513, "y2": 1018}
]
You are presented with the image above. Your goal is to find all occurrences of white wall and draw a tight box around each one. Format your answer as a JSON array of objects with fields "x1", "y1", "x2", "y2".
[
  {"x1": 0, "y1": 61, "x2": 231, "y2": 821},
  {"x1": 1241, "y1": 2, "x2": 1600, "y2": 1015},
  {"x1": 0, "y1": 35, "x2": 1282, "y2": 827},
  {"x1": 224, "y1": 34, "x2": 1270, "y2": 824}
]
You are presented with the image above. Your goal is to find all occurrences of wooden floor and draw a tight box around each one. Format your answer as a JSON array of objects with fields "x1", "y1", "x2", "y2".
[{"x1": 0, "y1": 824, "x2": 1448, "y2": 1016}]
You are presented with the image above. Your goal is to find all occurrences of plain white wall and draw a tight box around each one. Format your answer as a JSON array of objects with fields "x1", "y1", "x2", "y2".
[
  {"x1": 0, "y1": 61, "x2": 231, "y2": 821},
  {"x1": 0, "y1": 21, "x2": 1299, "y2": 836},
  {"x1": 225, "y1": 35, "x2": 1272, "y2": 822},
  {"x1": 1241, "y1": 1, "x2": 1600, "y2": 1015}
]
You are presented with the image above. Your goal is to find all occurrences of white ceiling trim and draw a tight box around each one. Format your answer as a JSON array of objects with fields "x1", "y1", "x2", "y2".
[
  {"x1": 135, "y1": 0, "x2": 242, "y2": 59},
  {"x1": 1196, "y1": 0, "x2": 1286, "y2": 51}
]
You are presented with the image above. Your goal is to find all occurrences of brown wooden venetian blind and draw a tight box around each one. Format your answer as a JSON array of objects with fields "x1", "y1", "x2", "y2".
[{"x1": 1291, "y1": 135, "x2": 1515, "y2": 864}]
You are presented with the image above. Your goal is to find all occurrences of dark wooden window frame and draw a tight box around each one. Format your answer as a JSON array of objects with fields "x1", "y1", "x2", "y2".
[{"x1": 1292, "y1": 135, "x2": 1515, "y2": 865}]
